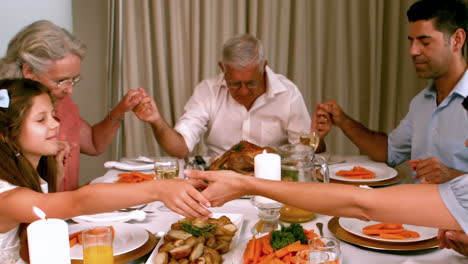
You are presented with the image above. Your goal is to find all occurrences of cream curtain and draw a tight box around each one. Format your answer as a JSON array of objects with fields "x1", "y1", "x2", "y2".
[{"x1": 114, "y1": 0, "x2": 431, "y2": 158}]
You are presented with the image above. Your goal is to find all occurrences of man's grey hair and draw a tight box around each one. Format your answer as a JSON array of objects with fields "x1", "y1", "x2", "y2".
[
  {"x1": 222, "y1": 34, "x2": 265, "y2": 73},
  {"x1": 0, "y1": 20, "x2": 86, "y2": 79}
]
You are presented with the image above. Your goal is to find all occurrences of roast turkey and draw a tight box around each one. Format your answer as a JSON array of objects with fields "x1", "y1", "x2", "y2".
[{"x1": 208, "y1": 141, "x2": 276, "y2": 175}]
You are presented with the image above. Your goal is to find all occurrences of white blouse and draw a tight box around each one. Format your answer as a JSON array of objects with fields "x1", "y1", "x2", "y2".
[{"x1": 0, "y1": 179, "x2": 48, "y2": 264}]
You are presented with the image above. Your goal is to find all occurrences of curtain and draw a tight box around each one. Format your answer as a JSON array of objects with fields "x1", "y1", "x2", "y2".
[{"x1": 113, "y1": 0, "x2": 431, "y2": 158}]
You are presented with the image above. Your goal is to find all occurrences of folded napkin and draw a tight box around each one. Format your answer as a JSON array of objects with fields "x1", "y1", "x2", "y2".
[
  {"x1": 72, "y1": 210, "x2": 146, "y2": 223},
  {"x1": 104, "y1": 161, "x2": 154, "y2": 171}
]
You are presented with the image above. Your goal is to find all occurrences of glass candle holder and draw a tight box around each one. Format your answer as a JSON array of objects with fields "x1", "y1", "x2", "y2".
[{"x1": 250, "y1": 197, "x2": 283, "y2": 235}]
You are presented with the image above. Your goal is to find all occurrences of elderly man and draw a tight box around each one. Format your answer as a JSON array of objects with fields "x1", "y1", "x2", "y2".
[
  {"x1": 135, "y1": 34, "x2": 311, "y2": 157},
  {"x1": 315, "y1": 0, "x2": 468, "y2": 184},
  {"x1": 0, "y1": 20, "x2": 145, "y2": 191}
]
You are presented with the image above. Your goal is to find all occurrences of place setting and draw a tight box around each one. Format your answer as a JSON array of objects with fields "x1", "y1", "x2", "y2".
[
  {"x1": 68, "y1": 222, "x2": 157, "y2": 264},
  {"x1": 327, "y1": 217, "x2": 440, "y2": 251},
  {"x1": 329, "y1": 162, "x2": 402, "y2": 187}
]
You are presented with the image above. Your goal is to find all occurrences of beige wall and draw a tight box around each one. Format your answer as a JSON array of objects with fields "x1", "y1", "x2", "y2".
[{"x1": 72, "y1": 0, "x2": 110, "y2": 185}]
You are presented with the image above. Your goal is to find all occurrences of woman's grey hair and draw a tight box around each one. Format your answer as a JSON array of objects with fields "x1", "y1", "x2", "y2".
[
  {"x1": 0, "y1": 20, "x2": 86, "y2": 79},
  {"x1": 222, "y1": 34, "x2": 265, "y2": 73}
]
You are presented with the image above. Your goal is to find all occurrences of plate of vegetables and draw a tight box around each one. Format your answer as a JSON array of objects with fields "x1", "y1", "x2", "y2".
[{"x1": 232, "y1": 223, "x2": 319, "y2": 264}]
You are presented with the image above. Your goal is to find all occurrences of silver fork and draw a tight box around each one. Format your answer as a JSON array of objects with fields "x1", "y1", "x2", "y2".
[{"x1": 118, "y1": 204, "x2": 148, "y2": 212}]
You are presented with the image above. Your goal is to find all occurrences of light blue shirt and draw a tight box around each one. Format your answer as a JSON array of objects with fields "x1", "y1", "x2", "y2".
[
  {"x1": 387, "y1": 69, "x2": 468, "y2": 173},
  {"x1": 438, "y1": 175, "x2": 468, "y2": 233}
]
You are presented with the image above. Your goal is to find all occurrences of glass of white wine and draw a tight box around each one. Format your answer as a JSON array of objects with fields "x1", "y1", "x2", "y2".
[
  {"x1": 299, "y1": 131, "x2": 320, "y2": 151},
  {"x1": 154, "y1": 156, "x2": 180, "y2": 211}
]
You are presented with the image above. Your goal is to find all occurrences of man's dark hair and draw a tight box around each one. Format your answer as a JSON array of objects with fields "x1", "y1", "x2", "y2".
[
  {"x1": 463, "y1": 97, "x2": 468, "y2": 111},
  {"x1": 407, "y1": 0, "x2": 467, "y2": 37}
]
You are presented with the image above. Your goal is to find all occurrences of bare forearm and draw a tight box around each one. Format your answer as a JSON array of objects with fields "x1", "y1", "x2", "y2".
[
  {"x1": 339, "y1": 117, "x2": 388, "y2": 162},
  {"x1": 2, "y1": 182, "x2": 159, "y2": 224},
  {"x1": 150, "y1": 119, "x2": 189, "y2": 158},
  {"x1": 88, "y1": 118, "x2": 122, "y2": 155},
  {"x1": 245, "y1": 178, "x2": 460, "y2": 230},
  {"x1": 80, "y1": 108, "x2": 124, "y2": 155},
  {"x1": 69, "y1": 182, "x2": 159, "y2": 216}
]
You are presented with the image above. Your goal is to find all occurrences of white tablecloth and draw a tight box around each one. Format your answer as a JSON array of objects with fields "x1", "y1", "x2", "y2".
[
  {"x1": 122, "y1": 199, "x2": 464, "y2": 264},
  {"x1": 73, "y1": 156, "x2": 467, "y2": 264}
]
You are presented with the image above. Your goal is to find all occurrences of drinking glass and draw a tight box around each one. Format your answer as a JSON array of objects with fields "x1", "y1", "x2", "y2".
[
  {"x1": 154, "y1": 156, "x2": 179, "y2": 180},
  {"x1": 300, "y1": 131, "x2": 320, "y2": 151},
  {"x1": 82, "y1": 226, "x2": 114, "y2": 264},
  {"x1": 309, "y1": 237, "x2": 342, "y2": 264},
  {"x1": 296, "y1": 249, "x2": 330, "y2": 264},
  {"x1": 154, "y1": 156, "x2": 180, "y2": 211}
]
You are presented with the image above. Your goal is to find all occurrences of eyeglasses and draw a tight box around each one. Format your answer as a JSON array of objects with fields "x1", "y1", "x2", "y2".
[
  {"x1": 225, "y1": 80, "x2": 260, "y2": 90},
  {"x1": 55, "y1": 75, "x2": 81, "y2": 89}
]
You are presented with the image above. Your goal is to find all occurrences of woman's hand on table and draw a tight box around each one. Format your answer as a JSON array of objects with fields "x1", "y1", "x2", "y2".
[
  {"x1": 185, "y1": 169, "x2": 248, "y2": 207},
  {"x1": 157, "y1": 178, "x2": 212, "y2": 218}
]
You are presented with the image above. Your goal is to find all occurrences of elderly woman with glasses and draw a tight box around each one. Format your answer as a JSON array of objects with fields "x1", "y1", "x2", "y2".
[{"x1": 0, "y1": 20, "x2": 146, "y2": 191}]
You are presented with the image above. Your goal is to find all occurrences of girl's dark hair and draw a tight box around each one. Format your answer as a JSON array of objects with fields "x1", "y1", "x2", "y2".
[
  {"x1": 0, "y1": 78, "x2": 57, "y2": 192},
  {"x1": 0, "y1": 78, "x2": 58, "y2": 262}
]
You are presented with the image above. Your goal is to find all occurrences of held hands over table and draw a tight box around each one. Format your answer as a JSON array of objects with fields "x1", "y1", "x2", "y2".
[
  {"x1": 113, "y1": 88, "x2": 146, "y2": 117},
  {"x1": 313, "y1": 100, "x2": 350, "y2": 138},
  {"x1": 185, "y1": 169, "x2": 247, "y2": 207},
  {"x1": 132, "y1": 88, "x2": 162, "y2": 124},
  {"x1": 438, "y1": 229, "x2": 468, "y2": 257},
  {"x1": 158, "y1": 178, "x2": 212, "y2": 218},
  {"x1": 316, "y1": 100, "x2": 349, "y2": 127},
  {"x1": 409, "y1": 157, "x2": 452, "y2": 184}
]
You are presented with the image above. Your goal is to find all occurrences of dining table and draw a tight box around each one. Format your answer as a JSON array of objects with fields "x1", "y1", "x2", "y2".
[{"x1": 69, "y1": 155, "x2": 467, "y2": 264}]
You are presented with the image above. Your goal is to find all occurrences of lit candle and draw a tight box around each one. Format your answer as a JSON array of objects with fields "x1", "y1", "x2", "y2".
[
  {"x1": 27, "y1": 207, "x2": 71, "y2": 264},
  {"x1": 254, "y1": 150, "x2": 281, "y2": 204}
]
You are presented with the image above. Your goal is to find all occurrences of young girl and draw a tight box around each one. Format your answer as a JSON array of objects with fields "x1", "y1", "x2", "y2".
[{"x1": 0, "y1": 79, "x2": 212, "y2": 263}]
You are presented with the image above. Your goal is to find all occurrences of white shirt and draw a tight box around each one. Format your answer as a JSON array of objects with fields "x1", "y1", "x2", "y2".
[
  {"x1": 0, "y1": 179, "x2": 48, "y2": 264},
  {"x1": 175, "y1": 66, "x2": 311, "y2": 156}
]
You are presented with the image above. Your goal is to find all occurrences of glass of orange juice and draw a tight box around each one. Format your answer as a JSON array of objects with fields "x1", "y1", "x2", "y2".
[{"x1": 82, "y1": 226, "x2": 114, "y2": 264}]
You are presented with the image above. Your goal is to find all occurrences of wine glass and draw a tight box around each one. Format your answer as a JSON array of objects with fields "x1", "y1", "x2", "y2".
[
  {"x1": 300, "y1": 131, "x2": 320, "y2": 151},
  {"x1": 154, "y1": 156, "x2": 180, "y2": 211}
]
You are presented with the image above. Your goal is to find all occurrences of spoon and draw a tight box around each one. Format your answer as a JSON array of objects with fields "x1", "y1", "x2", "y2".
[{"x1": 316, "y1": 222, "x2": 324, "y2": 236}]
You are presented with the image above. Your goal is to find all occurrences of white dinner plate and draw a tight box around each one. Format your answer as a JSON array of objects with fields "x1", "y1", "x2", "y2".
[
  {"x1": 338, "y1": 217, "x2": 438, "y2": 243},
  {"x1": 329, "y1": 162, "x2": 397, "y2": 182},
  {"x1": 145, "y1": 213, "x2": 244, "y2": 264},
  {"x1": 71, "y1": 210, "x2": 146, "y2": 223},
  {"x1": 69, "y1": 222, "x2": 148, "y2": 259}
]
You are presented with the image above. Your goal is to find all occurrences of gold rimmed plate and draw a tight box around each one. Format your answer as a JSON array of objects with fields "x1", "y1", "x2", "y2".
[
  {"x1": 328, "y1": 217, "x2": 440, "y2": 251},
  {"x1": 69, "y1": 222, "x2": 157, "y2": 264}
]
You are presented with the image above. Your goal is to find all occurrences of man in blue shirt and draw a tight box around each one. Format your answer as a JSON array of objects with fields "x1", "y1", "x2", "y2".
[{"x1": 316, "y1": 0, "x2": 468, "y2": 184}]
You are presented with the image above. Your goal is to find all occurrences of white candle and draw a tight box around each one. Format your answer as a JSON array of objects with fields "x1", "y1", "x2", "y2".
[
  {"x1": 254, "y1": 150, "x2": 281, "y2": 204},
  {"x1": 27, "y1": 207, "x2": 71, "y2": 264}
]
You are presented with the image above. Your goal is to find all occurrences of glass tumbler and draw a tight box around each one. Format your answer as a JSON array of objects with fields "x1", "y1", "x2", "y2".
[
  {"x1": 309, "y1": 236, "x2": 342, "y2": 264},
  {"x1": 82, "y1": 226, "x2": 114, "y2": 264}
]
